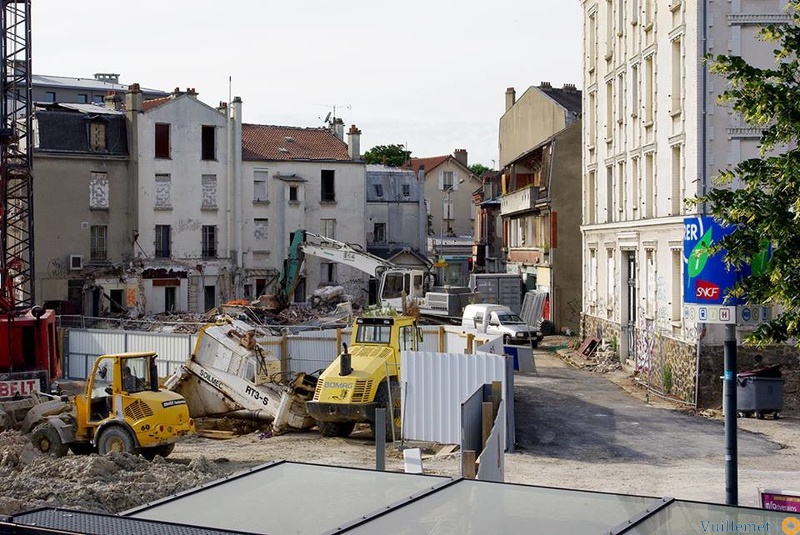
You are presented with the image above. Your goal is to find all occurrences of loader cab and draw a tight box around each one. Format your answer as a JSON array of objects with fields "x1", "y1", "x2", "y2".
[
  {"x1": 86, "y1": 353, "x2": 158, "y2": 422},
  {"x1": 352, "y1": 316, "x2": 421, "y2": 353}
]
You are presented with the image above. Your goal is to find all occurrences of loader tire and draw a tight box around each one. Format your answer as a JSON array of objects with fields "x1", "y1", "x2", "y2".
[
  {"x1": 317, "y1": 421, "x2": 355, "y2": 437},
  {"x1": 69, "y1": 443, "x2": 96, "y2": 456},
  {"x1": 370, "y1": 381, "x2": 401, "y2": 441},
  {"x1": 141, "y1": 443, "x2": 175, "y2": 461},
  {"x1": 31, "y1": 422, "x2": 69, "y2": 457},
  {"x1": 98, "y1": 426, "x2": 136, "y2": 455}
]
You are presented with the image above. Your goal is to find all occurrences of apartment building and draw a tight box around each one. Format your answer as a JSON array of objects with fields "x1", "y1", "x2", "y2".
[{"x1": 581, "y1": 0, "x2": 790, "y2": 405}]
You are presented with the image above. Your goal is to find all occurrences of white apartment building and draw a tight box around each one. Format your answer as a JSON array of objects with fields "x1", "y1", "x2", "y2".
[{"x1": 581, "y1": 0, "x2": 789, "y2": 405}]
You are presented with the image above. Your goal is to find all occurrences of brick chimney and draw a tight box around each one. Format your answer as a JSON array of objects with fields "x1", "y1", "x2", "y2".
[
  {"x1": 539, "y1": 81, "x2": 552, "y2": 88},
  {"x1": 563, "y1": 83, "x2": 577, "y2": 91},
  {"x1": 505, "y1": 87, "x2": 516, "y2": 112},
  {"x1": 347, "y1": 124, "x2": 361, "y2": 161},
  {"x1": 126, "y1": 83, "x2": 143, "y2": 113},
  {"x1": 103, "y1": 91, "x2": 119, "y2": 111},
  {"x1": 453, "y1": 149, "x2": 468, "y2": 167}
]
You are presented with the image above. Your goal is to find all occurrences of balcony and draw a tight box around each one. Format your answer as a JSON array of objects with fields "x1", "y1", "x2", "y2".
[{"x1": 500, "y1": 186, "x2": 541, "y2": 216}]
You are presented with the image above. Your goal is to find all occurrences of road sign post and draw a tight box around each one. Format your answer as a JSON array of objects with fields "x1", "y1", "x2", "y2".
[{"x1": 684, "y1": 216, "x2": 771, "y2": 506}]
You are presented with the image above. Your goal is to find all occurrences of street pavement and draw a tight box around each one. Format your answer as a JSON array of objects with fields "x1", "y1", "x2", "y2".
[{"x1": 513, "y1": 348, "x2": 782, "y2": 463}]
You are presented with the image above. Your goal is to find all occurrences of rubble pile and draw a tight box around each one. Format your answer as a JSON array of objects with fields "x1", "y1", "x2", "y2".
[
  {"x1": 587, "y1": 345, "x2": 622, "y2": 374},
  {"x1": 0, "y1": 430, "x2": 229, "y2": 516}
]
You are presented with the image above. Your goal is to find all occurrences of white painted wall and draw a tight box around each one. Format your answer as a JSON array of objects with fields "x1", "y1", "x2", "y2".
[{"x1": 240, "y1": 159, "x2": 366, "y2": 300}]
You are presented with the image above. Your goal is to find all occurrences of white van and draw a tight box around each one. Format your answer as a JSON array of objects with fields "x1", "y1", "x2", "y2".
[{"x1": 461, "y1": 304, "x2": 543, "y2": 347}]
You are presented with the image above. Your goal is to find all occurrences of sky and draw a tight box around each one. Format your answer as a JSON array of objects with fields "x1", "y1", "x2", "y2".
[{"x1": 31, "y1": 1, "x2": 582, "y2": 169}]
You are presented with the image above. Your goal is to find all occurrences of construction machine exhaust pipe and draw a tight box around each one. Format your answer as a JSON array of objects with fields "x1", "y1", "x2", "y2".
[{"x1": 339, "y1": 343, "x2": 352, "y2": 376}]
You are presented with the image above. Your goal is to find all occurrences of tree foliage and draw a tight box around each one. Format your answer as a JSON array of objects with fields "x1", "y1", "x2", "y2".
[
  {"x1": 697, "y1": 2, "x2": 800, "y2": 346},
  {"x1": 469, "y1": 163, "x2": 491, "y2": 177},
  {"x1": 363, "y1": 144, "x2": 411, "y2": 167}
]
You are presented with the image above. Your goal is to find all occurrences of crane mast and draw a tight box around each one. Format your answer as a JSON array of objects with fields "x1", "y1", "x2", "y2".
[{"x1": 0, "y1": 0, "x2": 34, "y2": 308}]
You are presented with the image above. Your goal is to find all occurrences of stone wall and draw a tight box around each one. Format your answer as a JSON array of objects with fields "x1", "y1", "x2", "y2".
[{"x1": 697, "y1": 345, "x2": 799, "y2": 414}]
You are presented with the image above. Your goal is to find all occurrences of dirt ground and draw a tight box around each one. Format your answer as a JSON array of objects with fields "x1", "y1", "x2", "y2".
[{"x1": 0, "y1": 346, "x2": 797, "y2": 516}]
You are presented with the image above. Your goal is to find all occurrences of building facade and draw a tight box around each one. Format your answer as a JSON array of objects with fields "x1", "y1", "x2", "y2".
[
  {"x1": 240, "y1": 123, "x2": 366, "y2": 302},
  {"x1": 581, "y1": 0, "x2": 789, "y2": 404}
]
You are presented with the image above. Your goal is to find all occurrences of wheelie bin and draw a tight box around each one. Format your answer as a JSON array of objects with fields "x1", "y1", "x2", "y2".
[{"x1": 736, "y1": 364, "x2": 784, "y2": 419}]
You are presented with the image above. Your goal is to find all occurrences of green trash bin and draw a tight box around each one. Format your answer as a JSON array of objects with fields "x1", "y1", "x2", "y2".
[{"x1": 736, "y1": 365, "x2": 783, "y2": 419}]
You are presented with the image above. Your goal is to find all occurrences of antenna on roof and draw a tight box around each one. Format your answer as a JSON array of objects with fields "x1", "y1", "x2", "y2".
[{"x1": 317, "y1": 103, "x2": 352, "y2": 126}]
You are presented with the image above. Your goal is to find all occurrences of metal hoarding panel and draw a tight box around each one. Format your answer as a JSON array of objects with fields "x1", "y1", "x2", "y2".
[
  {"x1": 401, "y1": 351, "x2": 509, "y2": 445},
  {"x1": 286, "y1": 334, "x2": 339, "y2": 375}
]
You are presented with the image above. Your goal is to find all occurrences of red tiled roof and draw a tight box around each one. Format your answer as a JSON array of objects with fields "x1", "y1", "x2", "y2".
[
  {"x1": 406, "y1": 155, "x2": 451, "y2": 175},
  {"x1": 142, "y1": 96, "x2": 171, "y2": 111},
  {"x1": 242, "y1": 124, "x2": 351, "y2": 161}
]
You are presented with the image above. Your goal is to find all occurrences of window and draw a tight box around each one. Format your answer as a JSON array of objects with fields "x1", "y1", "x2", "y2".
[
  {"x1": 631, "y1": 64, "x2": 639, "y2": 119},
  {"x1": 89, "y1": 122, "x2": 106, "y2": 151},
  {"x1": 605, "y1": 79, "x2": 614, "y2": 141},
  {"x1": 671, "y1": 249, "x2": 682, "y2": 323},
  {"x1": 588, "y1": 91, "x2": 597, "y2": 145},
  {"x1": 606, "y1": 165, "x2": 613, "y2": 223},
  {"x1": 586, "y1": 170, "x2": 597, "y2": 224},
  {"x1": 92, "y1": 95, "x2": 104, "y2": 104},
  {"x1": 320, "y1": 219, "x2": 336, "y2": 239},
  {"x1": 155, "y1": 174, "x2": 172, "y2": 209},
  {"x1": 374, "y1": 184, "x2": 384, "y2": 197},
  {"x1": 671, "y1": 145, "x2": 683, "y2": 216},
  {"x1": 202, "y1": 225, "x2": 217, "y2": 258},
  {"x1": 441, "y1": 171, "x2": 454, "y2": 191},
  {"x1": 645, "y1": 249, "x2": 656, "y2": 316},
  {"x1": 607, "y1": 249, "x2": 616, "y2": 310},
  {"x1": 289, "y1": 185, "x2": 298, "y2": 202},
  {"x1": 254, "y1": 218, "x2": 268, "y2": 240},
  {"x1": 77, "y1": 93, "x2": 88, "y2": 104},
  {"x1": 605, "y1": 0, "x2": 614, "y2": 59},
  {"x1": 253, "y1": 170, "x2": 268, "y2": 202},
  {"x1": 321, "y1": 170, "x2": 335, "y2": 202},
  {"x1": 644, "y1": 152, "x2": 655, "y2": 218},
  {"x1": 89, "y1": 172, "x2": 109, "y2": 210},
  {"x1": 617, "y1": 161, "x2": 626, "y2": 218},
  {"x1": 588, "y1": 248, "x2": 598, "y2": 305},
  {"x1": 90, "y1": 225, "x2": 107, "y2": 261},
  {"x1": 202, "y1": 175, "x2": 217, "y2": 210},
  {"x1": 402, "y1": 183, "x2": 411, "y2": 197},
  {"x1": 644, "y1": 54, "x2": 655, "y2": 124},
  {"x1": 373, "y1": 223, "x2": 386, "y2": 243},
  {"x1": 588, "y1": 11, "x2": 597, "y2": 72},
  {"x1": 321, "y1": 262, "x2": 336, "y2": 284},
  {"x1": 155, "y1": 225, "x2": 171, "y2": 258},
  {"x1": 44, "y1": 91, "x2": 55, "y2": 102},
  {"x1": 155, "y1": 123, "x2": 170, "y2": 158},
  {"x1": 201, "y1": 125, "x2": 215, "y2": 160},
  {"x1": 671, "y1": 37, "x2": 683, "y2": 114},
  {"x1": 631, "y1": 157, "x2": 640, "y2": 212}
]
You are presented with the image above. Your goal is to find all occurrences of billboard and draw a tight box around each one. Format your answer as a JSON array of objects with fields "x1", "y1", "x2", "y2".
[
  {"x1": 683, "y1": 216, "x2": 771, "y2": 325},
  {"x1": 683, "y1": 216, "x2": 742, "y2": 306}
]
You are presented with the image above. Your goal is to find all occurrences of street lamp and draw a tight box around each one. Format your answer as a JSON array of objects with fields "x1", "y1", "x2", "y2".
[{"x1": 440, "y1": 178, "x2": 465, "y2": 243}]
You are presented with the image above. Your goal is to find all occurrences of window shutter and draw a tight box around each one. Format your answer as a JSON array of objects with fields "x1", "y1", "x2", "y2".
[
  {"x1": 453, "y1": 172, "x2": 459, "y2": 190},
  {"x1": 438, "y1": 172, "x2": 444, "y2": 191}
]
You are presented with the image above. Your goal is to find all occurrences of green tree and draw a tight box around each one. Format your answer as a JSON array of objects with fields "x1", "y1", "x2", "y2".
[
  {"x1": 697, "y1": 2, "x2": 800, "y2": 345},
  {"x1": 469, "y1": 163, "x2": 491, "y2": 177},
  {"x1": 363, "y1": 144, "x2": 411, "y2": 167}
]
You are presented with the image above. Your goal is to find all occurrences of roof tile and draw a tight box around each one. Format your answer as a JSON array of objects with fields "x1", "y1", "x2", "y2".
[{"x1": 242, "y1": 124, "x2": 351, "y2": 161}]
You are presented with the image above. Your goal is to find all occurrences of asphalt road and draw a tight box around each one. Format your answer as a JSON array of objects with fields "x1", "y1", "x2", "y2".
[{"x1": 513, "y1": 350, "x2": 780, "y2": 463}]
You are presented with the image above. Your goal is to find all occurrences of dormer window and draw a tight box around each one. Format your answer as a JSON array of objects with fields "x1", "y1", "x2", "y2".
[{"x1": 374, "y1": 184, "x2": 384, "y2": 197}]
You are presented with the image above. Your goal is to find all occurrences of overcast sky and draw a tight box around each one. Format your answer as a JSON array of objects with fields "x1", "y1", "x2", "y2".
[{"x1": 32, "y1": 1, "x2": 582, "y2": 168}]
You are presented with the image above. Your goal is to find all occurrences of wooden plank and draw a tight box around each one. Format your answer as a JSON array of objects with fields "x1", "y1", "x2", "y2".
[
  {"x1": 462, "y1": 450, "x2": 477, "y2": 479},
  {"x1": 197, "y1": 429, "x2": 236, "y2": 439},
  {"x1": 482, "y1": 401, "x2": 493, "y2": 448}
]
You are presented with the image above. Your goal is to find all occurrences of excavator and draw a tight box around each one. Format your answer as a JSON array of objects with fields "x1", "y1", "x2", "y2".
[{"x1": 270, "y1": 230, "x2": 477, "y2": 320}]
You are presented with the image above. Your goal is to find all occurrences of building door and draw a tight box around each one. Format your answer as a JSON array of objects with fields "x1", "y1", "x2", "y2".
[
  {"x1": 204, "y1": 285, "x2": 216, "y2": 312},
  {"x1": 621, "y1": 252, "x2": 637, "y2": 366}
]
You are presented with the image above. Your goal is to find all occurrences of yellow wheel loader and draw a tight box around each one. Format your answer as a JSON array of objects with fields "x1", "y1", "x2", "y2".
[{"x1": 27, "y1": 351, "x2": 195, "y2": 459}]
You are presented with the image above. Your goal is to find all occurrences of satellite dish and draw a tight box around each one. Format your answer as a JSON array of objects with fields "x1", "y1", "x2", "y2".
[{"x1": 323, "y1": 111, "x2": 332, "y2": 124}]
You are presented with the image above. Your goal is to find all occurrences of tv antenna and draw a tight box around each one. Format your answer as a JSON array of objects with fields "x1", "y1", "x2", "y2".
[{"x1": 317, "y1": 104, "x2": 352, "y2": 126}]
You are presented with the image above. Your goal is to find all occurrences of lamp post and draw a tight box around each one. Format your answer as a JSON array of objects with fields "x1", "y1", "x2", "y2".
[{"x1": 440, "y1": 178, "x2": 465, "y2": 243}]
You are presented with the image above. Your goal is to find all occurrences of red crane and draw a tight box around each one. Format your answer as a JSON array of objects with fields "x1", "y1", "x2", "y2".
[{"x1": 0, "y1": 1, "x2": 60, "y2": 402}]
